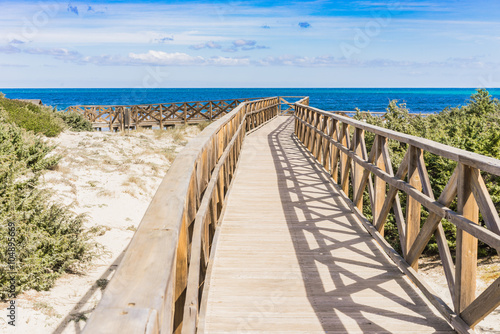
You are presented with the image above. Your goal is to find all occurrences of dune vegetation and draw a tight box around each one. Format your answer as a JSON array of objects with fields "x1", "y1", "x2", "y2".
[
  {"x1": 0, "y1": 95, "x2": 99, "y2": 299},
  {"x1": 354, "y1": 89, "x2": 500, "y2": 256}
]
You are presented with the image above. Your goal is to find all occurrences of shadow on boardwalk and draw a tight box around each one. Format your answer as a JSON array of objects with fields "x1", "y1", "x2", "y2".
[{"x1": 268, "y1": 116, "x2": 453, "y2": 333}]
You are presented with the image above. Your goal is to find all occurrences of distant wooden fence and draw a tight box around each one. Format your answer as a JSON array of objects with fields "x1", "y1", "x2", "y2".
[
  {"x1": 294, "y1": 103, "x2": 500, "y2": 334},
  {"x1": 82, "y1": 97, "x2": 309, "y2": 334},
  {"x1": 67, "y1": 96, "x2": 305, "y2": 131}
]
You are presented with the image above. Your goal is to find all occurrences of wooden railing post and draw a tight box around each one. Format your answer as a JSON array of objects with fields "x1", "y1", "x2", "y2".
[
  {"x1": 330, "y1": 119, "x2": 340, "y2": 183},
  {"x1": 373, "y1": 136, "x2": 387, "y2": 234},
  {"x1": 340, "y1": 123, "x2": 350, "y2": 194},
  {"x1": 455, "y1": 163, "x2": 479, "y2": 314},
  {"x1": 353, "y1": 128, "x2": 365, "y2": 210},
  {"x1": 405, "y1": 145, "x2": 422, "y2": 262},
  {"x1": 184, "y1": 104, "x2": 188, "y2": 125},
  {"x1": 159, "y1": 104, "x2": 163, "y2": 130}
]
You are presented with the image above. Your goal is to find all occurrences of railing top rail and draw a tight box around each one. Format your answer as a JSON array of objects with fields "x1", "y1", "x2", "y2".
[
  {"x1": 66, "y1": 96, "x2": 297, "y2": 110},
  {"x1": 82, "y1": 96, "x2": 282, "y2": 333},
  {"x1": 296, "y1": 102, "x2": 500, "y2": 177}
]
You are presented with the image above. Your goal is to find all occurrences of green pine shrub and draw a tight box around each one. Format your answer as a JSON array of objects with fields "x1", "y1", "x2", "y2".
[
  {"x1": 0, "y1": 94, "x2": 93, "y2": 136},
  {"x1": 0, "y1": 117, "x2": 100, "y2": 300},
  {"x1": 56, "y1": 111, "x2": 93, "y2": 132},
  {"x1": 354, "y1": 89, "x2": 500, "y2": 257}
]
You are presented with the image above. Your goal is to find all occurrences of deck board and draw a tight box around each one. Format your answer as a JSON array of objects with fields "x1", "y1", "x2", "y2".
[{"x1": 203, "y1": 116, "x2": 455, "y2": 333}]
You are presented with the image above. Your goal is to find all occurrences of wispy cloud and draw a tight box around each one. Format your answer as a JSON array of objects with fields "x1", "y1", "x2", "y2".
[
  {"x1": 223, "y1": 39, "x2": 268, "y2": 52},
  {"x1": 153, "y1": 36, "x2": 174, "y2": 44},
  {"x1": 190, "y1": 41, "x2": 222, "y2": 50},
  {"x1": 9, "y1": 39, "x2": 25, "y2": 45},
  {"x1": 233, "y1": 39, "x2": 256, "y2": 47},
  {"x1": 298, "y1": 22, "x2": 311, "y2": 28},
  {"x1": 0, "y1": 63, "x2": 29, "y2": 68},
  {"x1": 67, "y1": 4, "x2": 78, "y2": 15},
  {"x1": 261, "y1": 25, "x2": 271, "y2": 29}
]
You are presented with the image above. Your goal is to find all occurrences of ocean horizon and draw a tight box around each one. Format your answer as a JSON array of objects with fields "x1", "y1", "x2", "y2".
[{"x1": 1, "y1": 88, "x2": 499, "y2": 114}]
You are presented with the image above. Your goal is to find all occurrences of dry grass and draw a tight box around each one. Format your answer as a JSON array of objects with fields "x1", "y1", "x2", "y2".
[
  {"x1": 88, "y1": 225, "x2": 111, "y2": 236},
  {"x1": 162, "y1": 147, "x2": 177, "y2": 163},
  {"x1": 196, "y1": 121, "x2": 212, "y2": 131},
  {"x1": 166, "y1": 125, "x2": 189, "y2": 145},
  {"x1": 478, "y1": 256, "x2": 500, "y2": 283},
  {"x1": 97, "y1": 189, "x2": 114, "y2": 197},
  {"x1": 123, "y1": 188, "x2": 137, "y2": 198},
  {"x1": 33, "y1": 301, "x2": 60, "y2": 318}
]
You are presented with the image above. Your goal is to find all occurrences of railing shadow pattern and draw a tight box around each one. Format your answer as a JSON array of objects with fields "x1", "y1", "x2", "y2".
[
  {"x1": 294, "y1": 103, "x2": 500, "y2": 333},
  {"x1": 268, "y1": 117, "x2": 453, "y2": 332}
]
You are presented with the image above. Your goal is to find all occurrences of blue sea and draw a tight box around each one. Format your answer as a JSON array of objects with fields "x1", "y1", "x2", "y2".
[{"x1": 1, "y1": 88, "x2": 499, "y2": 114}]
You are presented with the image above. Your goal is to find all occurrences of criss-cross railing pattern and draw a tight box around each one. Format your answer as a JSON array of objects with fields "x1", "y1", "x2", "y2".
[
  {"x1": 67, "y1": 97, "x2": 306, "y2": 131},
  {"x1": 294, "y1": 103, "x2": 500, "y2": 334}
]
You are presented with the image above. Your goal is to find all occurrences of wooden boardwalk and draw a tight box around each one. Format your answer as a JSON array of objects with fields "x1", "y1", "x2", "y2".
[{"x1": 201, "y1": 116, "x2": 454, "y2": 333}]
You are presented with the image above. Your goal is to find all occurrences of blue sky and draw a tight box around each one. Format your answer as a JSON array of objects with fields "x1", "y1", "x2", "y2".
[{"x1": 0, "y1": 0, "x2": 500, "y2": 88}]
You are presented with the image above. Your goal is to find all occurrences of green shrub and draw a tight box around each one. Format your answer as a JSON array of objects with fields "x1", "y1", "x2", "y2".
[
  {"x1": 56, "y1": 111, "x2": 93, "y2": 132},
  {"x1": 0, "y1": 95, "x2": 94, "y2": 136},
  {"x1": 0, "y1": 96, "x2": 65, "y2": 137},
  {"x1": 0, "y1": 119, "x2": 100, "y2": 299},
  {"x1": 354, "y1": 89, "x2": 500, "y2": 256}
]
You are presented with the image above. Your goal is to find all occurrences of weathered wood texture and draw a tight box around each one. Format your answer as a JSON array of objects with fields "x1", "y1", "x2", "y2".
[
  {"x1": 295, "y1": 103, "x2": 500, "y2": 332},
  {"x1": 202, "y1": 117, "x2": 454, "y2": 333},
  {"x1": 67, "y1": 96, "x2": 306, "y2": 131},
  {"x1": 82, "y1": 97, "x2": 281, "y2": 334}
]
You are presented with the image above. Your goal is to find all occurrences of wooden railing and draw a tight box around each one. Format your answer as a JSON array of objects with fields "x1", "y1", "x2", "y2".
[
  {"x1": 294, "y1": 103, "x2": 500, "y2": 334},
  {"x1": 67, "y1": 96, "x2": 306, "y2": 131},
  {"x1": 81, "y1": 97, "x2": 298, "y2": 334}
]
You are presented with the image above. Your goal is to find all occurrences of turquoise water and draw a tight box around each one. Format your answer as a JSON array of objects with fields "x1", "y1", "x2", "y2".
[{"x1": 1, "y1": 88, "x2": 498, "y2": 113}]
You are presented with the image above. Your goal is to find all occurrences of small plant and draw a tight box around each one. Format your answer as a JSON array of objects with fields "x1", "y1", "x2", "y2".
[
  {"x1": 126, "y1": 225, "x2": 137, "y2": 232},
  {"x1": 96, "y1": 278, "x2": 109, "y2": 290},
  {"x1": 88, "y1": 225, "x2": 111, "y2": 236},
  {"x1": 56, "y1": 111, "x2": 93, "y2": 132},
  {"x1": 71, "y1": 312, "x2": 88, "y2": 322},
  {"x1": 162, "y1": 147, "x2": 177, "y2": 162},
  {"x1": 196, "y1": 121, "x2": 212, "y2": 131},
  {"x1": 33, "y1": 301, "x2": 59, "y2": 317}
]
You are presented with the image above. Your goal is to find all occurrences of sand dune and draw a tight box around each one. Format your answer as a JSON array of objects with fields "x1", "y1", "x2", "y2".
[{"x1": 0, "y1": 125, "x2": 201, "y2": 333}]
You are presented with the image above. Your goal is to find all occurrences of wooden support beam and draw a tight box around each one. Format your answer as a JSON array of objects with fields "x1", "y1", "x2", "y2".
[
  {"x1": 373, "y1": 136, "x2": 387, "y2": 235},
  {"x1": 405, "y1": 145, "x2": 423, "y2": 263},
  {"x1": 455, "y1": 164, "x2": 479, "y2": 314}
]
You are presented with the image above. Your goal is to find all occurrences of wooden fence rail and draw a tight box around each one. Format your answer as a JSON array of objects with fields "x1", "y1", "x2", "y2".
[
  {"x1": 67, "y1": 96, "x2": 306, "y2": 131},
  {"x1": 294, "y1": 103, "x2": 500, "y2": 334},
  {"x1": 82, "y1": 97, "x2": 309, "y2": 334}
]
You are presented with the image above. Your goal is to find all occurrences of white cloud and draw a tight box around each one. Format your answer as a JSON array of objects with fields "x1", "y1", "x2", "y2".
[
  {"x1": 129, "y1": 51, "x2": 205, "y2": 65},
  {"x1": 128, "y1": 50, "x2": 249, "y2": 66}
]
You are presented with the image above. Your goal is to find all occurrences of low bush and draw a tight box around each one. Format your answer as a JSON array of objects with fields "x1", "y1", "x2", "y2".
[
  {"x1": 0, "y1": 94, "x2": 93, "y2": 136},
  {"x1": 56, "y1": 110, "x2": 93, "y2": 132},
  {"x1": 354, "y1": 89, "x2": 500, "y2": 256},
  {"x1": 0, "y1": 117, "x2": 100, "y2": 299}
]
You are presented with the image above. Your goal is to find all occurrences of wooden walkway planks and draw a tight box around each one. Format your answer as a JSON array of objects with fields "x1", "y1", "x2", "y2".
[{"x1": 202, "y1": 116, "x2": 455, "y2": 333}]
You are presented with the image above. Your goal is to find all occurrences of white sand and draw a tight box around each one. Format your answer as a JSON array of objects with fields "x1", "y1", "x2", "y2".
[{"x1": 0, "y1": 126, "x2": 200, "y2": 333}]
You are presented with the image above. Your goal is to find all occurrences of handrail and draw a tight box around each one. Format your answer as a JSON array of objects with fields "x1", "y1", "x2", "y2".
[
  {"x1": 294, "y1": 102, "x2": 500, "y2": 334},
  {"x1": 67, "y1": 97, "x2": 269, "y2": 109},
  {"x1": 66, "y1": 96, "x2": 306, "y2": 130},
  {"x1": 82, "y1": 97, "x2": 281, "y2": 334}
]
